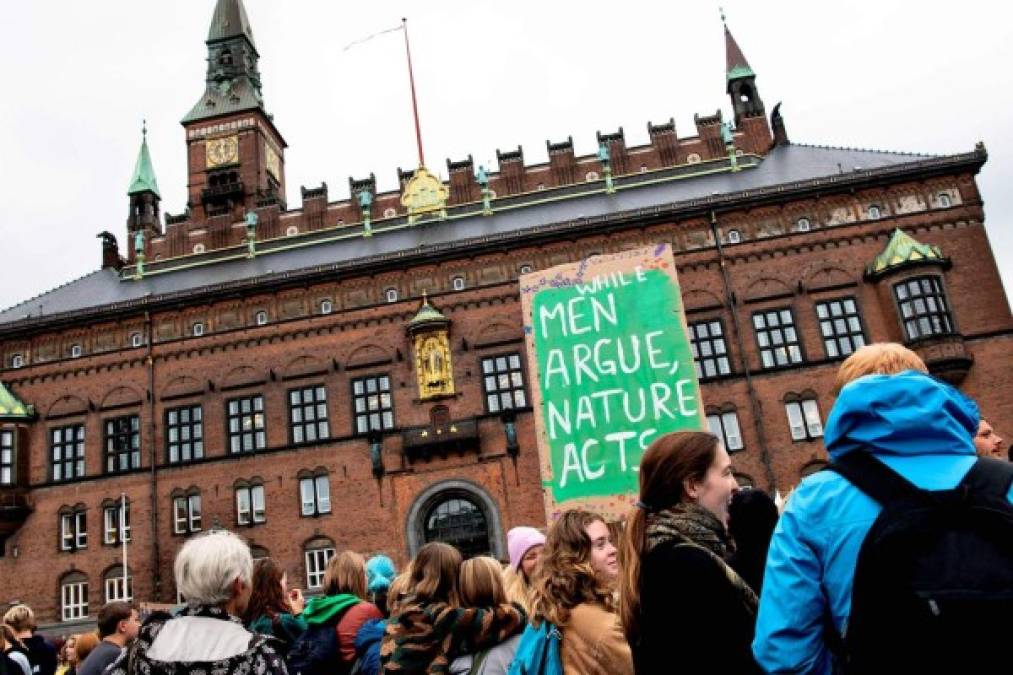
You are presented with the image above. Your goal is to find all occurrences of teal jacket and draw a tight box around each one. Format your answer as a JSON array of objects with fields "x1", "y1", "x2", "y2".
[
  {"x1": 248, "y1": 611, "x2": 308, "y2": 651},
  {"x1": 753, "y1": 371, "x2": 1013, "y2": 673}
]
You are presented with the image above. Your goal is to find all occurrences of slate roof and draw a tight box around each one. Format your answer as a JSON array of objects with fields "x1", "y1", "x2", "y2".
[{"x1": 0, "y1": 143, "x2": 984, "y2": 332}]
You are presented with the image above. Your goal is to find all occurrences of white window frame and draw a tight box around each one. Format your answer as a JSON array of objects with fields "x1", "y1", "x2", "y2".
[
  {"x1": 305, "y1": 546, "x2": 335, "y2": 590},
  {"x1": 61, "y1": 580, "x2": 88, "y2": 621},
  {"x1": 320, "y1": 300, "x2": 333, "y2": 315},
  {"x1": 938, "y1": 192, "x2": 952, "y2": 208},
  {"x1": 192, "y1": 322, "x2": 205, "y2": 337},
  {"x1": 0, "y1": 429, "x2": 13, "y2": 485},
  {"x1": 70, "y1": 344, "x2": 83, "y2": 358},
  {"x1": 796, "y1": 217, "x2": 811, "y2": 232},
  {"x1": 173, "y1": 494, "x2": 202, "y2": 534},
  {"x1": 707, "y1": 411, "x2": 744, "y2": 452},
  {"x1": 255, "y1": 311, "x2": 269, "y2": 326},
  {"x1": 104, "y1": 571, "x2": 132, "y2": 603},
  {"x1": 786, "y1": 399, "x2": 824, "y2": 441},
  {"x1": 452, "y1": 276, "x2": 465, "y2": 291},
  {"x1": 300, "y1": 475, "x2": 331, "y2": 516},
  {"x1": 61, "y1": 510, "x2": 87, "y2": 551},
  {"x1": 11, "y1": 354, "x2": 24, "y2": 369},
  {"x1": 867, "y1": 205, "x2": 882, "y2": 219},
  {"x1": 130, "y1": 333, "x2": 143, "y2": 348},
  {"x1": 236, "y1": 484, "x2": 266, "y2": 525},
  {"x1": 519, "y1": 265, "x2": 533, "y2": 275},
  {"x1": 727, "y1": 229, "x2": 741, "y2": 244},
  {"x1": 385, "y1": 288, "x2": 398, "y2": 303},
  {"x1": 103, "y1": 502, "x2": 130, "y2": 545}
]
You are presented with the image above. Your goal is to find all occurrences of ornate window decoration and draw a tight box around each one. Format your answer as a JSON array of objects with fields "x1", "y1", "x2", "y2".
[{"x1": 408, "y1": 297, "x2": 455, "y2": 400}]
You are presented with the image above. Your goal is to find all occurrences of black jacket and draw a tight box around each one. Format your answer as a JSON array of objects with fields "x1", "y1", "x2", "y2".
[
  {"x1": 632, "y1": 541, "x2": 761, "y2": 674},
  {"x1": 21, "y1": 637, "x2": 56, "y2": 675}
]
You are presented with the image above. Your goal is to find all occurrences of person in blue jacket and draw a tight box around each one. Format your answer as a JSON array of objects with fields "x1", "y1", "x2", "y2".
[{"x1": 752, "y1": 343, "x2": 1013, "y2": 674}]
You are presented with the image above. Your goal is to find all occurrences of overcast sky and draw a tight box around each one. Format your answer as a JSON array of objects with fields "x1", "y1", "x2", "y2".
[{"x1": 1, "y1": 0, "x2": 1010, "y2": 313}]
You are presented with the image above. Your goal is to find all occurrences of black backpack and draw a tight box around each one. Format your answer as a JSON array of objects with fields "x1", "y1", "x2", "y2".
[
  {"x1": 826, "y1": 453, "x2": 1013, "y2": 674},
  {"x1": 286, "y1": 605, "x2": 355, "y2": 675}
]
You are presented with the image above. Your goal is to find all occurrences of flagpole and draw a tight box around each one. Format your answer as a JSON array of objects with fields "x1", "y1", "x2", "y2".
[
  {"x1": 402, "y1": 17, "x2": 425, "y2": 167},
  {"x1": 121, "y1": 492, "x2": 128, "y2": 597}
]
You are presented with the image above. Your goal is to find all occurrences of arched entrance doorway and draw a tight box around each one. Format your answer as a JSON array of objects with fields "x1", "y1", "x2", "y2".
[{"x1": 406, "y1": 480, "x2": 505, "y2": 559}]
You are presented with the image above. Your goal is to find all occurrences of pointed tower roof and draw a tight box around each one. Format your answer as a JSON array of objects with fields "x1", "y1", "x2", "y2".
[
  {"x1": 207, "y1": 0, "x2": 256, "y2": 48},
  {"x1": 724, "y1": 23, "x2": 755, "y2": 81},
  {"x1": 127, "y1": 125, "x2": 160, "y2": 197},
  {"x1": 867, "y1": 228, "x2": 947, "y2": 278},
  {"x1": 0, "y1": 381, "x2": 35, "y2": 422}
]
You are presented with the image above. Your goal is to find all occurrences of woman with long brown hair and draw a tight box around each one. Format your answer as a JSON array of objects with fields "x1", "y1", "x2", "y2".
[
  {"x1": 449, "y1": 557, "x2": 521, "y2": 675},
  {"x1": 380, "y1": 542, "x2": 525, "y2": 674},
  {"x1": 243, "y1": 558, "x2": 307, "y2": 655},
  {"x1": 529, "y1": 510, "x2": 632, "y2": 675},
  {"x1": 618, "y1": 431, "x2": 760, "y2": 673}
]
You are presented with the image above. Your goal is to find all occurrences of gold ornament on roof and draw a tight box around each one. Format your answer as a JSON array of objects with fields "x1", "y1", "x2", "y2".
[{"x1": 401, "y1": 165, "x2": 448, "y2": 224}]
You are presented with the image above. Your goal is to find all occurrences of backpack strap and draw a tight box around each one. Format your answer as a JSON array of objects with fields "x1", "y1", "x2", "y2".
[
  {"x1": 957, "y1": 457, "x2": 1013, "y2": 498},
  {"x1": 469, "y1": 648, "x2": 491, "y2": 675},
  {"x1": 825, "y1": 451, "x2": 925, "y2": 507}
]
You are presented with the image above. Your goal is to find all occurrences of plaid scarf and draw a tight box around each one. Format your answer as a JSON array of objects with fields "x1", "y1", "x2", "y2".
[{"x1": 645, "y1": 503, "x2": 759, "y2": 615}]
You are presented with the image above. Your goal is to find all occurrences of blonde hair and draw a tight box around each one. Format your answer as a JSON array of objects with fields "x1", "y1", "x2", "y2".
[
  {"x1": 3, "y1": 605, "x2": 34, "y2": 633},
  {"x1": 503, "y1": 566, "x2": 534, "y2": 614},
  {"x1": 531, "y1": 510, "x2": 616, "y2": 627},
  {"x1": 834, "y1": 342, "x2": 927, "y2": 393},
  {"x1": 408, "y1": 542, "x2": 462, "y2": 607},
  {"x1": 323, "y1": 550, "x2": 368, "y2": 599},
  {"x1": 74, "y1": 632, "x2": 100, "y2": 663},
  {"x1": 459, "y1": 557, "x2": 507, "y2": 607},
  {"x1": 387, "y1": 568, "x2": 412, "y2": 615}
]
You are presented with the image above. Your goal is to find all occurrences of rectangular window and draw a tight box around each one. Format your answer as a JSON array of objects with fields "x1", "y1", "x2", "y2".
[
  {"x1": 707, "y1": 411, "x2": 744, "y2": 451},
  {"x1": 481, "y1": 354, "x2": 527, "y2": 413},
  {"x1": 166, "y1": 405, "x2": 204, "y2": 464},
  {"x1": 816, "y1": 297, "x2": 866, "y2": 359},
  {"x1": 300, "y1": 475, "x2": 331, "y2": 516},
  {"x1": 60, "y1": 511, "x2": 87, "y2": 551},
  {"x1": 786, "y1": 399, "x2": 824, "y2": 441},
  {"x1": 289, "y1": 385, "x2": 330, "y2": 444},
  {"x1": 173, "y1": 494, "x2": 202, "y2": 534},
  {"x1": 227, "y1": 395, "x2": 266, "y2": 454},
  {"x1": 105, "y1": 574, "x2": 132, "y2": 603},
  {"x1": 51, "y1": 424, "x2": 85, "y2": 482},
  {"x1": 753, "y1": 308, "x2": 804, "y2": 369},
  {"x1": 352, "y1": 375, "x2": 394, "y2": 435},
  {"x1": 689, "y1": 320, "x2": 732, "y2": 379},
  {"x1": 61, "y1": 581, "x2": 88, "y2": 621},
  {"x1": 103, "y1": 502, "x2": 131, "y2": 545},
  {"x1": 104, "y1": 415, "x2": 141, "y2": 474},
  {"x1": 894, "y1": 276, "x2": 954, "y2": 341},
  {"x1": 1, "y1": 429, "x2": 13, "y2": 485},
  {"x1": 305, "y1": 547, "x2": 335, "y2": 590},
  {"x1": 236, "y1": 484, "x2": 266, "y2": 525}
]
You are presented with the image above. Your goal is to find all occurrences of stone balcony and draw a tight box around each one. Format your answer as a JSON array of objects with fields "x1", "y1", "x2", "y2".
[{"x1": 909, "y1": 333, "x2": 974, "y2": 384}]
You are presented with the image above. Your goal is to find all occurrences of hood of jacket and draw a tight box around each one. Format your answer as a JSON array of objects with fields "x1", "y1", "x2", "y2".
[
  {"x1": 823, "y1": 370, "x2": 978, "y2": 461},
  {"x1": 301, "y1": 593, "x2": 360, "y2": 625}
]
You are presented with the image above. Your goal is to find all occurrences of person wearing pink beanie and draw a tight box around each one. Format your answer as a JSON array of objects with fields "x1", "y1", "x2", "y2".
[{"x1": 505, "y1": 526, "x2": 546, "y2": 614}]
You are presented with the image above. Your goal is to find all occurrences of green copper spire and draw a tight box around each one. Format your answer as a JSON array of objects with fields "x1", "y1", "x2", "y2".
[
  {"x1": 207, "y1": 0, "x2": 256, "y2": 47},
  {"x1": 867, "y1": 228, "x2": 946, "y2": 277},
  {"x1": 724, "y1": 16, "x2": 755, "y2": 81},
  {"x1": 127, "y1": 122, "x2": 160, "y2": 197},
  {"x1": 0, "y1": 381, "x2": 35, "y2": 422},
  {"x1": 408, "y1": 291, "x2": 449, "y2": 332}
]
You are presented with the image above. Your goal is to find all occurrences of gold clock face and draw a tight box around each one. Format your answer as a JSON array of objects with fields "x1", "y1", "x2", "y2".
[
  {"x1": 265, "y1": 143, "x2": 280, "y2": 180},
  {"x1": 205, "y1": 135, "x2": 239, "y2": 168}
]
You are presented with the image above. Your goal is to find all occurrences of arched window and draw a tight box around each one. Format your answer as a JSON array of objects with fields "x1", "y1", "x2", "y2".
[
  {"x1": 734, "y1": 473, "x2": 755, "y2": 488},
  {"x1": 686, "y1": 153, "x2": 702, "y2": 164},
  {"x1": 383, "y1": 207, "x2": 397, "y2": 218},
  {"x1": 727, "y1": 229, "x2": 742, "y2": 244},
  {"x1": 235, "y1": 478, "x2": 266, "y2": 526},
  {"x1": 10, "y1": 354, "x2": 23, "y2": 369},
  {"x1": 585, "y1": 171, "x2": 599, "y2": 182},
  {"x1": 172, "y1": 487, "x2": 202, "y2": 535},
  {"x1": 423, "y1": 494, "x2": 490, "y2": 559},
  {"x1": 286, "y1": 226, "x2": 299, "y2": 237},
  {"x1": 519, "y1": 264, "x2": 533, "y2": 275},
  {"x1": 130, "y1": 333, "x2": 143, "y2": 348},
  {"x1": 103, "y1": 565, "x2": 133, "y2": 603},
  {"x1": 784, "y1": 393, "x2": 824, "y2": 442},
  {"x1": 706, "y1": 407, "x2": 744, "y2": 451},
  {"x1": 385, "y1": 288, "x2": 398, "y2": 303},
  {"x1": 452, "y1": 276, "x2": 465, "y2": 291},
  {"x1": 102, "y1": 498, "x2": 130, "y2": 545},
  {"x1": 60, "y1": 571, "x2": 89, "y2": 621},
  {"x1": 191, "y1": 322, "x2": 205, "y2": 337},
  {"x1": 59, "y1": 504, "x2": 87, "y2": 552},
  {"x1": 250, "y1": 545, "x2": 270, "y2": 561},
  {"x1": 796, "y1": 217, "x2": 811, "y2": 232},
  {"x1": 70, "y1": 344, "x2": 83, "y2": 359},
  {"x1": 937, "y1": 192, "x2": 952, "y2": 208},
  {"x1": 193, "y1": 243, "x2": 206, "y2": 254},
  {"x1": 304, "y1": 537, "x2": 335, "y2": 590},
  {"x1": 255, "y1": 310, "x2": 269, "y2": 326},
  {"x1": 867, "y1": 205, "x2": 882, "y2": 220},
  {"x1": 299, "y1": 469, "x2": 331, "y2": 517}
]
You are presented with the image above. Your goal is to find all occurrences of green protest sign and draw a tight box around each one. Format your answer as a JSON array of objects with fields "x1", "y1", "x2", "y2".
[{"x1": 521, "y1": 244, "x2": 704, "y2": 520}]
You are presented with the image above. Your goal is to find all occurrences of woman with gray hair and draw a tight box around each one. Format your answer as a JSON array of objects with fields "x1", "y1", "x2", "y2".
[{"x1": 106, "y1": 530, "x2": 287, "y2": 675}]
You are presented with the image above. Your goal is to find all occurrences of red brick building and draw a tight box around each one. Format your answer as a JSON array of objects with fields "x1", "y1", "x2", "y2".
[{"x1": 1, "y1": 0, "x2": 1010, "y2": 627}]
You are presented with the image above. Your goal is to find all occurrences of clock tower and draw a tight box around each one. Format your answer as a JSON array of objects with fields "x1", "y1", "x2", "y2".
[{"x1": 182, "y1": 0, "x2": 287, "y2": 221}]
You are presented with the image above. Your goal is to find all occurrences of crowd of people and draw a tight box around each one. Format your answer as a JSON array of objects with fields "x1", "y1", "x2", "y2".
[{"x1": 2, "y1": 342, "x2": 1009, "y2": 675}]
